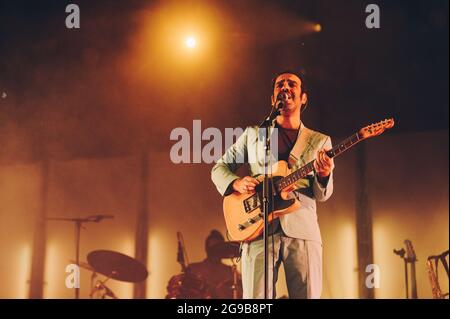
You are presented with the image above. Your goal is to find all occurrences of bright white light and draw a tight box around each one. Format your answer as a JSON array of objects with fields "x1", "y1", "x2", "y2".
[{"x1": 185, "y1": 36, "x2": 196, "y2": 49}]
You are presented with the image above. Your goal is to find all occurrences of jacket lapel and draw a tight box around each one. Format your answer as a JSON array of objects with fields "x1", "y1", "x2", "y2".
[{"x1": 288, "y1": 123, "x2": 314, "y2": 169}]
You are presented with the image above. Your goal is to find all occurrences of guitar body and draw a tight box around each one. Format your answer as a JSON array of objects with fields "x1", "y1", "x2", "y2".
[
  {"x1": 222, "y1": 119, "x2": 395, "y2": 242},
  {"x1": 223, "y1": 160, "x2": 301, "y2": 242}
]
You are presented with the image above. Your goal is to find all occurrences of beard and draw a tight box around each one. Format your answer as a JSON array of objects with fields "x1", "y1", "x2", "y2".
[{"x1": 280, "y1": 99, "x2": 300, "y2": 115}]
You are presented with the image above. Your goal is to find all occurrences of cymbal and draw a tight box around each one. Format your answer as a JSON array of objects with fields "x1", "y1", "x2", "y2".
[
  {"x1": 209, "y1": 241, "x2": 241, "y2": 259},
  {"x1": 87, "y1": 250, "x2": 148, "y2": 283}
]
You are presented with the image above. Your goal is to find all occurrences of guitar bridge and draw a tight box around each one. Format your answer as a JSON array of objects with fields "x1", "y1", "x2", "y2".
[{"x1": 238, "y1": 213, "x2": 264, "y2": 231}]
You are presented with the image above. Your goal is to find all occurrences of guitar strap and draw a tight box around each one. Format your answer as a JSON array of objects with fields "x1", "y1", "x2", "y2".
[
  {"x1": 288, "y1": 125, "x2": 329, "y2": 170},
  {"x1": 288, "y1": 124, "x2": 313, "y2": 169}
]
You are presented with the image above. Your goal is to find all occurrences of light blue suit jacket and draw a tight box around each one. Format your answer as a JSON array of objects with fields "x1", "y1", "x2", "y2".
[{"x1": 211, "y1": 122, "x2": 333, "y2": 243}]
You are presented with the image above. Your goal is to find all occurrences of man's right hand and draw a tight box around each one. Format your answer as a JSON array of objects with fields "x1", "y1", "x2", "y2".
[{"x1": 232, "y1": 176, "x2": 260, "y2": 194}]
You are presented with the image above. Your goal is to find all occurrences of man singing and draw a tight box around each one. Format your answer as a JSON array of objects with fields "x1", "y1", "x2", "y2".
[{"x1": 211, "y1": 70, "x2": 334, "y2": 298}]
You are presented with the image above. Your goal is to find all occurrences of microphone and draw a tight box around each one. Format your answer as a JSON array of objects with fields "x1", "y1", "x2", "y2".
[
  {"x1": 275, "y1": 92, "x2": 289, "y2": 110},
  {"x1": 393, "y1": 248, "x2": 406, "y2": 258},
  {"x1": 88, "y1": 215, "x2": 114, "y2": 222},
  {"x1": 259, "y1": 92, "x2": 289, "y2": 127}
]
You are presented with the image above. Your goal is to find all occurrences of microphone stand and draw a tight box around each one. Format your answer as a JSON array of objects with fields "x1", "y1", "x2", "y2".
[
  {"x1": 46, "y1": 215, "x2": 113, "y2": 299},
  {"x1": 393, "y1": 248, "x2": 408, "y2": 299},
  {"x1": 259, "y1": 102, "x2": 281, "y2": 299}
]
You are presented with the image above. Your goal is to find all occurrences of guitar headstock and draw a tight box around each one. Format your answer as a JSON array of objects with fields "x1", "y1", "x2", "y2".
[
  {"x1": 404, "y1": 239, "x2": 417, "y2": 262},
  {"x1": 358, "y1": 118, "x2": 395, "y2": 140}
]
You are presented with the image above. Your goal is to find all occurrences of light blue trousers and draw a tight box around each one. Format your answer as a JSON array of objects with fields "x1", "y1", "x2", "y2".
[{"x1": 241, "y1": 232, "x2": 322, "y2": 299}]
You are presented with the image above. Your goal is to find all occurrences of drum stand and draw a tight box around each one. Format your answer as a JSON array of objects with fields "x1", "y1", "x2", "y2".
[
  {"x1": 89, "y1": 272, "x2": 118, "y2": 299},
  {"x1": 46, "y1": 215, "x2": 113, "y2": 299}
]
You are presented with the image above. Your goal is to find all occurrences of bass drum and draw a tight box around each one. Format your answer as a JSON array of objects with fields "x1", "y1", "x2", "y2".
[{"x1": 166, "y1": 272, "x2": 212, "y2": 299}]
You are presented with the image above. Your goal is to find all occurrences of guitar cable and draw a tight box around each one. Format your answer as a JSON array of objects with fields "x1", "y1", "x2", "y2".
[
  {"x1": 268, "y1": 127, "x2": 276, "y2": 299},
  {"x1": 270, "y1": 162, "x2": 276, "y2": 299},
  {"x1": 225, "y1": 230, "x2": 243, "y2": 263}
]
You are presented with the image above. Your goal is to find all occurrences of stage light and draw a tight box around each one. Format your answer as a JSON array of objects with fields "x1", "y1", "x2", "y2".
[
  {"x1": 313, "y1": 24, "x2": 322, "y2": 32},
  {"x1": 185, "y1": 36, "x2": 197, "y2": 49}
]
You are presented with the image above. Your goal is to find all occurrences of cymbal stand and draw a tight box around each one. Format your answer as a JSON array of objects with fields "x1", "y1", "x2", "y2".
[
  {"x1": 90, "y1": 274, "x2": 118, "y2": 299},
  {"x1": 46, "y1": 215, "x2": 113, "y2": 299}
]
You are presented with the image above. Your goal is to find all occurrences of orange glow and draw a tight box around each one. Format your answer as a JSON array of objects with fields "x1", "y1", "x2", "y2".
[
  {"x1": 147, "y1": 232, "x2": 165, "y2": 298},
  {"x1": 44, "y1": 242, "x2": 59, "y2": 298},
  {"x1": 185, "y1": 36, "x2": 197, "y2": 49},
  {"x1": 124, "y1": 2, "x2": 228, "y2": 84},
  {"x1": 17, "y1": 244, "x2": 32, "y2": 298},
  {"x1": 331, "y1": 222, "x2": 358, "y2": 298}
]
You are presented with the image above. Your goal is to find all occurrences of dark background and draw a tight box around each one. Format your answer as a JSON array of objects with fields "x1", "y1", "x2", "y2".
[{"x1": 0, "y1": 0, "x2": 448, "y2": 163}]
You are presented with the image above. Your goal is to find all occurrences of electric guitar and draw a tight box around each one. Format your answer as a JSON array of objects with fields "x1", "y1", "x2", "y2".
[
  {"x1": 223, "y1": 118, "x2": 395, "y2": 242},
  {"x1": 405, "y1": 239, "x2": 418, "y2": 299}
]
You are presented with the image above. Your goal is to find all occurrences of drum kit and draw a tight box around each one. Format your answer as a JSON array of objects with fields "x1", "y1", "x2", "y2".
[
  {"x1": 52, "y1": 215, "x2": 242, "y2": 299},
  {"x1": 76, "y1": 242, "x2": 242, "y2": 299},
  {"x1": 75, "y1": 250, "x2": 148, "y2": 299},
  {"x1": 166, "y1": 239, "x2": 243, "y2": 299}
]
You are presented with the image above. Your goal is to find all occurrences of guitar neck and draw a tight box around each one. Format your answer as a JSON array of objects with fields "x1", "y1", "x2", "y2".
[
  {"x1": 277, "y1": 132, "x2": 363, "y2": 191},
  {"x1": 404, "y1": 239, "x2": 418, "y2": 299}
]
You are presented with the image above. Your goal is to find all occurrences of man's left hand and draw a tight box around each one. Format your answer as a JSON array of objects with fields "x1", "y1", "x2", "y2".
[{"x1": 314, "y1": 149, "x2": 334, "y2": 177}]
